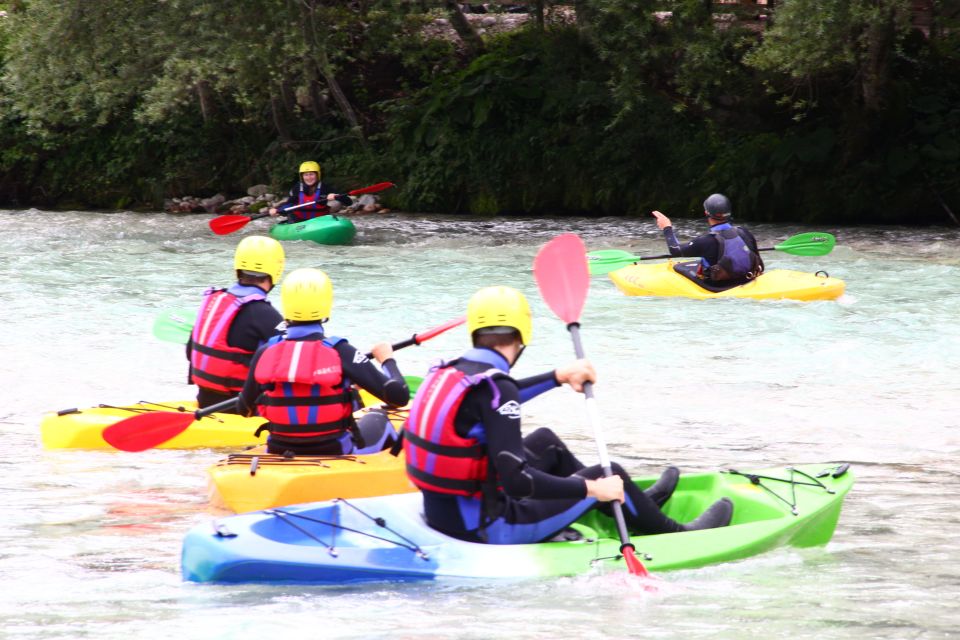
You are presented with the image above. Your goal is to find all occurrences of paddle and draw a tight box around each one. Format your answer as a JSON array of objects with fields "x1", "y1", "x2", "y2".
[
  {"x1": 103, "y1": 315, "x2": 464, "y2": 452},
  {"x1": 586, "y1": 231, "x2": 837, "y2": 275},
  {"x1": 533, "y1": 233, "x2": 650, "y2": 578},
  {"x1": 152, "y1": 307, "x2": 198, "y2": 344},
  {"x1": 208, "y1": 182, "x2": 396, "y2": 235}
]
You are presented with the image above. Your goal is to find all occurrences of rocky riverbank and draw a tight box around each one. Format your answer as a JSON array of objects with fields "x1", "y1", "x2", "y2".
[{"x1": 164, "y1": 184, "x2": 390, "y2": 215}]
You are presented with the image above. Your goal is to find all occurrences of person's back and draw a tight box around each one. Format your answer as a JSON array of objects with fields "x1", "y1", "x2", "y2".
[
  {"x1": 652, "y1": 193, "x2": 764, "y2": 286},
  {"x1": 239, "y1": 268, "x2": 409, "y2": 456},
  {"x1": 404, "y1": 286, "x2": 733, "y2": 545},
  {"x1": 187, "y1": 236, "x2": 285, "y2": 411}
]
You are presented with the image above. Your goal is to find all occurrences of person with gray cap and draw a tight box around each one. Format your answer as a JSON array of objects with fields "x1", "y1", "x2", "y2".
[{"x1": 651, "y1": 193, "x2": 764, "y2": 285}]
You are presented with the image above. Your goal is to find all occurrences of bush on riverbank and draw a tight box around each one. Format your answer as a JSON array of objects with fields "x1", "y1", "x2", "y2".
[{"x1": 0, "y1": 2, "x2": 957, "y2": 224}]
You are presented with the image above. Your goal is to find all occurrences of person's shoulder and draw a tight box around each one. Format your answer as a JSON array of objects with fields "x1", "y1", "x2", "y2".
[{"x1": 491, "y1": 373, "x2": 520, "y2": 393}]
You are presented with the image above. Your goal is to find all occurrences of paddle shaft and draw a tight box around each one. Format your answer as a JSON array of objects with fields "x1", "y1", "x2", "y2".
[
  {"x1": 196, "y1": 396, "x2": 239, "y2": 419},
  {"x1": 567, "y1": 322, "x2": 635, "y2": 552},
  {"x1": 632, "y1": 245, "x2": 781, "y2": 263},
  {"x1": 384, "y1": 316, "x2": 465, "y2": 352},
  {"x1": 279, "y1": 182, "x2": 393, "y2": 214}
]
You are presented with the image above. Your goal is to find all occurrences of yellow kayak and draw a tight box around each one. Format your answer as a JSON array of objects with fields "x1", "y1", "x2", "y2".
[
  {"x1": 208, "y1": 407, "x2": 412, "y2": 513},
  {"x1": 40, "y1": 388, "x2": 386, "y2": 450},
  {"x1": 608, "y1": 261, "x2": 845, "y2": 301},
  {"x1": 40, "y1": 401, "x2": 267, "y2": 450}
]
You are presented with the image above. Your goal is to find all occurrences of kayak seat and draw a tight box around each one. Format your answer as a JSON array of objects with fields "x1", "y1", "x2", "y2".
[
  {"x1": 672, "y1": 261, "x2": 740, "y2": 293},
  {"x1": 546, "y1": 527, "x2": 585, "y2": 543}
]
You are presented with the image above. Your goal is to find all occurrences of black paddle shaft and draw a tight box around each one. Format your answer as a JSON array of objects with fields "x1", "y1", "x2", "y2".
[{"x1": 195, "y1": 396, "x2": 240, "y2": 419}]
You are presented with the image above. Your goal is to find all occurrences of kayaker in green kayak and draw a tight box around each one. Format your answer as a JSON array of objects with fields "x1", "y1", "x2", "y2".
[
  {"x1": 237, "y1": 268, "x2": 410, "y2": 456},
  {"x1": 402, "y1": 285, "x2": 733, "y2": 545},
  {"x1": 187, "y1": 236, "x2": 286, "y2": 413},
  {"x1": 267, "y1": 160, "x2": 354, "y2": 223},
  {"x1": 652, "y1": 193, "x2": 765, "y2": 286}
]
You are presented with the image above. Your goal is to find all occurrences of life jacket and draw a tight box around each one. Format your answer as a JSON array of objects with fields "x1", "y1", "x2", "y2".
[
  {"x1": 403, "y1": 364, "x2": 507, "y2": 497},
  {"x1": 189, "y1": 287, "x2": 266, "y2": 394},
  {"x1": 705, "y1": 226, "x2": 764, "y2": 283},
  {"x1": 287, "y1": 184, "x2": 329, "y2": 222},
  {"x1": 253, "y1": 336, "x2": 357, "y2": 442}
]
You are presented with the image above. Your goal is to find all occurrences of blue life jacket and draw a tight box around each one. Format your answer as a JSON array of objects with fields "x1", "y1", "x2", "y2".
[{"x1": 707, "y1": 225, "x2": 763, "y2": 283}]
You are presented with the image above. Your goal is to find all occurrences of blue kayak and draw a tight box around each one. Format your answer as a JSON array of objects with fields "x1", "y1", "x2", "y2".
[{"x1": 182, "y1": 463, "x2": 854, "y2": 584}]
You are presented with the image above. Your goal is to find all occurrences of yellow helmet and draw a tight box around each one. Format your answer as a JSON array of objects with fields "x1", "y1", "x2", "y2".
[
  {"x1": 234, "y1": 235, "x2": 285, "y2": 284},
  {"x1": 467, "y1": 286, "x2": 532, "y2": 345},
  {"x1": 281, "y1": 268, "x2": 334, "y2": 322},
  {"x1": 299, "y1": 160, "x2": 321, "y2": 176}
]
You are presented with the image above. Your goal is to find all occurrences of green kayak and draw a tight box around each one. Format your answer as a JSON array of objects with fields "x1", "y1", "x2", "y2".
[
  {"x1": 269, "y1": 215, "x2": 356, "y2": 245},
  {"x1": 182, "y1": 462, "x2": 854, "y2": 584}
]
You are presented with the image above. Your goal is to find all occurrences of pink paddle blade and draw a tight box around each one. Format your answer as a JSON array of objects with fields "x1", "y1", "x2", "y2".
[{"x1": 533, "y1": 233, "x2": 590, "y2": 325}]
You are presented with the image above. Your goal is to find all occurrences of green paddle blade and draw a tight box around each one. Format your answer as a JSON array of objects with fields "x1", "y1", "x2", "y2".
[
  {"x1": 586, "y1": 249, "x2": 643, "y2": 275},
  {"x1": 153, "y1": 307, "x2": 196, "y2": 344},
  {"x1": 773, "y1": 232, "x2": 836, "y2": 256},
  {"x1": 405, "y1": 375, "x2": 423, "y2": 394}
]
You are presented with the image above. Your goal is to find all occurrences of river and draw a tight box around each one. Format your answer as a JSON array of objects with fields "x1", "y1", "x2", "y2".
[{"x1": 1, "y1": 210, "x2": 958, "y2": 639}]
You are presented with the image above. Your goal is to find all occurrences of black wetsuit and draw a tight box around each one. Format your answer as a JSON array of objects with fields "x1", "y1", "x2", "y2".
[
  {"x1": 419, "y1": 348, "x2": 683, "y2": 544},
  {"x1": 238, "y1": 324, "x2": 409, "y2": 455},
  {"x1": 185, "y1": 283, "x2": 284, "y2": 412},
  {"x1": 662, "y1": 222, "x2": 761, "y2": 268}
]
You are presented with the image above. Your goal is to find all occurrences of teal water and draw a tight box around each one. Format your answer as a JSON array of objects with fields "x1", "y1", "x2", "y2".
[{"x1": 1, "y1": 210, "x2": 958, "y2": 638}]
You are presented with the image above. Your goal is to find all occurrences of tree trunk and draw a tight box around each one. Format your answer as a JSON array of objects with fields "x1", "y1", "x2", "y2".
[
  {"x1": 444, "y1": 0, "x2": 485, "y2": 57},
  {"x1": 280, "y1": 79, "x2": 297, "y2": 115},
  {"x1": 300, "y1": 1, "x2": 367, "y2": 146},
  {"x1": 860, "y1": 4, "x2": 897, "y2": 112},
  {"x1": 534, "y1": 0, "x2": 545, "y2": 30},
  {"x1": 195, "y1": 79, "x2": 217, "y2": 123},
  {"x1": 270, "y1": 95, "x2": 292, "y2": 142}
]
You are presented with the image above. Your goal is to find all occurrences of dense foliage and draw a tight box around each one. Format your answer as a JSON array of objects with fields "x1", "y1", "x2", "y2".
[{"x1": 0, "y1": 0, "x2": 957, "y2": 224}]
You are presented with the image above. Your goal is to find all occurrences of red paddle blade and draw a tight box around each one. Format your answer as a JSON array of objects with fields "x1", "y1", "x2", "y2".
[
  {"x1": 348, "y1": 182, "x2": 395, "y2": 196},
  {"x1": 208, "y1": 215, "x2": 253, "y2": 235},
  {"x1": 414, "y1": 316, "x2": 466, "y2": 344},
  {"x1": 533, "y1": 233, "x2": 590, "y2": 325},
  {"x1": 102, "y1": 412, "x2": 196, "y2": 452},
  {"x1": 622, "y1": 547, "x2": 650, "y2": 577}
]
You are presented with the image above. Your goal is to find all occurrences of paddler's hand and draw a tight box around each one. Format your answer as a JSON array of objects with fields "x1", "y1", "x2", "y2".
[
  {"x1": 585, "y1": 476, "x2": 624, "y2": 503},
  {"x1": 369, "y1": 341, "x2": 394, "y2": 364},
  {"x1": 327, "y1": 193, "x2": 339, "y2": 201},
  {"x1": 268, "y1": 207, "x2": 279, "y2": 217},
  {"x1": 651, "y1": 210, "x2": 672, "y2": 229},
  {"x1": 555, "y1": 359, "x2": 596, "y2": 392}
]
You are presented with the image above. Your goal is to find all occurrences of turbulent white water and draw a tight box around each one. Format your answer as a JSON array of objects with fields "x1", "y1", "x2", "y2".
[{"x1": 2, "y1": 210, "x2": 958, "y2": 638}]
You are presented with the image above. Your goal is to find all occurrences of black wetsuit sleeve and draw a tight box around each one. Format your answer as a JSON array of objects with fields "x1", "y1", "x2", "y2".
[
  {"x1": 463, "y1": 379, "x2": 587, "y2": 500},
  {"x1": 335, "y1": 341, "x2": 410, "y2": 407},
  {"x1": 514, "y1": 371, "x2": 560, "y2": 403},
  {"x1": 237, "y1": 344, "x2": 269, "y2": 417},
  {"x1": 317, "y1": 183, "x2": 353, "y2": 206},
  {"x1": 662, "y1": 227, "x2": 719, "y2": 263}
]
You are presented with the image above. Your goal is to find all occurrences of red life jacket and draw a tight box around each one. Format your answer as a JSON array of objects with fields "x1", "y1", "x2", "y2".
[
  {"x1": 403, "y1": 365, "x2": 505, "y2": 497},
  {"x1": 189, "y1": 289, "x2": 265, "y2": 394},
  {"x1": 253, "y1": 338, "x2": 356, "y2": 441},
  {"x1": 288, "y1": 188, "x2": 329, "y2": 222}
]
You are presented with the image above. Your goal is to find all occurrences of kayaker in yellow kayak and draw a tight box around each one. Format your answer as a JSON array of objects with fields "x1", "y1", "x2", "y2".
[
  {"x1": 187, "y1": 236, "x2": 286, "y2": 413},
  {"x1": 652, "y1": 193, "x2": 765, "y2": 286},
  {"x1": 402, "y1": 285, "x2": 732, "y2": 545},
  {"x1": 237, "y1": 268, "x2": 409, "y2": 456},
  {"x1": 267, "y1": 160, "x2": 354, "y2": 222}
]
